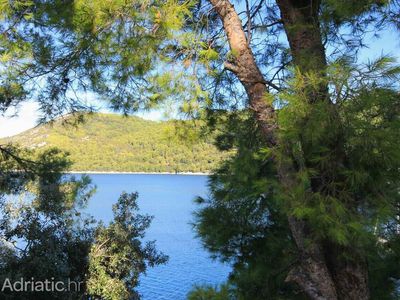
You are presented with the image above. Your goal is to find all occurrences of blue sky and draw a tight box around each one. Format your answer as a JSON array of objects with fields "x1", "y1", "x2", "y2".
[{"x1": 0, "y1": 25, "x2": 398, "y2": 138}]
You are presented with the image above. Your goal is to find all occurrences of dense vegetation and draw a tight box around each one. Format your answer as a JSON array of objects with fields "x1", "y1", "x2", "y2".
[
  {"x1": 3, "y1": 113, "x2": 230, "y2": 173},
  {"x1": 1, "y1": 0, "x2": 400, "y2": 299},
  {"x1": 0, "y1": 147, "x2": 166, "y2": 300},
  {"x1": 194, "y1": 95, "x2": 400, "y2": 299}
]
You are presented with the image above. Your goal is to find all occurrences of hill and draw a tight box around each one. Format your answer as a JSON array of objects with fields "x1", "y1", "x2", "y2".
[{"x1": 2, "y1": 113, "x2": 230, "y2": 173}]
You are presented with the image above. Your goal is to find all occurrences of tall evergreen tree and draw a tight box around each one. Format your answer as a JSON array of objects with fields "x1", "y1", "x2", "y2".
[{"x1": 1, "y1": 0, "x2": 400, "y2": 299}]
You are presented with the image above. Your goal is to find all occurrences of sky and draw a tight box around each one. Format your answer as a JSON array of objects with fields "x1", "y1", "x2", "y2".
[
  {"x1": 0, "y1": 95, "x2": 166, "y2": 138},
  {"x1": 0, "y1": 22, "x2": 399, "y2": 138}
]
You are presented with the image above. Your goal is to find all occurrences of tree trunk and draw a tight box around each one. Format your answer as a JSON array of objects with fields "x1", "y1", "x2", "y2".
[
  {"x1": 209, "y1": 0, "x2": 370, "y2": 299},
  {"x1": 276, "y1": 1, "x2": 370, "y2": 299},
  {"x1": 208, "y1": 0, "x2": 277, "y2": 146},
  {"x1": 208, "y1": 1, "x2": 338, "y2": 299}
]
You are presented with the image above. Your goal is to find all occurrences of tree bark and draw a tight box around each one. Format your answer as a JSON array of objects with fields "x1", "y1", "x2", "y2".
[
  {"x1": 209, "y1": 0, "x2": 370, "y2": 299},
  {"x1": 276, "y1": 1, "x2": 370, "y2": 299},
  {"x1": 275, "y1": 0, "x2": 328, "y2": 103},
  {"x1": 208, "y1": 0, "x2": 277, "y2": 146},
  {"x1": 275, "y1": 0, "x2": 327, "y2": 74},
  {"x1": 208, "y1": 1, "x2": 338, "y2": 299}
]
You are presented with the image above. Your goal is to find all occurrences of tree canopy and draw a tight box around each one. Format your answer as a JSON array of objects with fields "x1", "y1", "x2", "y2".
[{"x1": 1, "y1": 0, "x2": 400, "y2": 299}]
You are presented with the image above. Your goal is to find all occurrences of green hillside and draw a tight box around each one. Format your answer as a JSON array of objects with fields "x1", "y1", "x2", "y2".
[{"x1": 3, "y1": 113, "x2": 230, "y2": 173}]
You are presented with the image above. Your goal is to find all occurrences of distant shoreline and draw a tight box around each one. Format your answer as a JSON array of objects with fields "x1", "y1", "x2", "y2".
[{"x1": 65, "y1": 171, "x2": 210, "y2": 176}]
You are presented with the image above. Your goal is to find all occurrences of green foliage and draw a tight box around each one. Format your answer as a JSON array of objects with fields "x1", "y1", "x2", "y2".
[
  {"x1": 322, "y1": 0, "x2": 388, "y2": 25},
  {"x1": 187, "y1": 284, "x2": 232, "y2": 300},
  {"x1": 2, "y1": 1, "x2": 400, "y2": 299},
  {"x1": 87, "y1": 192, "x2": 168, "y2": 300},
  {"x1": 195, "y1": 56, "x2": 400, "y2": 299},
  {"x1": 2, "y1": 113, "x2": 231, "y2": 173},
  {"x1": 0, "y1": 147, "x2": 94, "y2": 299},
  {"x1": 194, "y1": 112, "x2": 305, "y2": 299},
  {"x1": 0, "y1": 0, "x2": 197, "y2": 120},
  {"x1": 0, "y1": 145, "x2": 166, "y2": 299},
  {"x1": 274, "y1": 60, "x2": 400, "y2": 248}
]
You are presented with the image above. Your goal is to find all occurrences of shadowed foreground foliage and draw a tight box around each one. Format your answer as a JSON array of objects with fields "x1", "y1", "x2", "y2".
[
  {"x1": 193, "y1": 85, "x2": 400, "y2": 299},
  {"x1": 0, "y1": 147, "x2": 166, "y2": 300}
]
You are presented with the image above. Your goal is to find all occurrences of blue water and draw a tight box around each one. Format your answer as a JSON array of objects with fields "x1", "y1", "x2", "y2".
[{"x1": 80, "y1": 174, "x2": 230, "y2": 300}]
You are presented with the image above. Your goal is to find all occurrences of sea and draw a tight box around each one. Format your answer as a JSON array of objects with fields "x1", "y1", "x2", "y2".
[{"x1": 80, "y1": 173, "x2": 230, "y2": 300}]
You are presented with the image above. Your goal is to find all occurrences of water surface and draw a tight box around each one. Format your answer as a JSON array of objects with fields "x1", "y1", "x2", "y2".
[{"x1": 82, "y1": 174, "x2": 230, "y2": 300}]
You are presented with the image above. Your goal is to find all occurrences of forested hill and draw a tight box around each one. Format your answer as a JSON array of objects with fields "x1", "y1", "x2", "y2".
[{"x1": 2, "y1": 113, "x2": 230, "y2": 173}]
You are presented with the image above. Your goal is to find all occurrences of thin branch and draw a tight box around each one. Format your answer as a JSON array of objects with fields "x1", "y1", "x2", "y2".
[
  {"x1": 0, "y1": 145, "x2": 38, "y2": 172},
  {"x1": 245, "y1": 0, "x2": 252, "y2": 44},
  {"x1": 242, "y1": 0, "x2": 265, "y2": 30},
  {"x1": 247, "y1": 20, "x2": 283, "y2": 32}
]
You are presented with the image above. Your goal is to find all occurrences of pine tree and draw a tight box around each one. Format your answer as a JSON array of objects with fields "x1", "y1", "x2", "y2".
[{"x1": 1, "y1": 1, "x2": 400, "y2": 299}]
